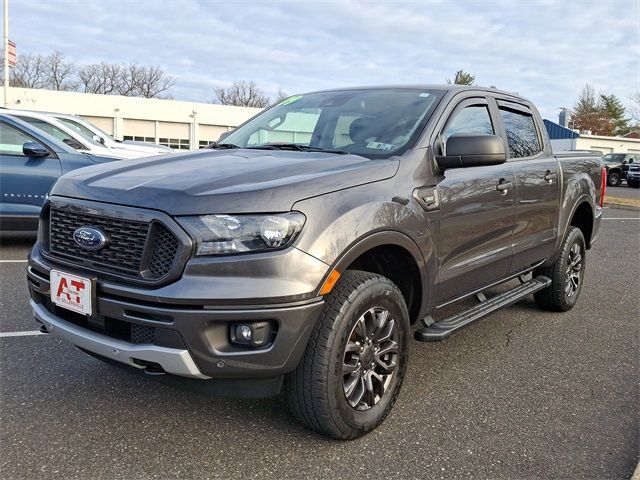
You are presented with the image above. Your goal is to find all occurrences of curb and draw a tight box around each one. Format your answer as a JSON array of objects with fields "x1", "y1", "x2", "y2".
[{"x1": 631, "y1": 461, "x2": 640, "y2": 480}]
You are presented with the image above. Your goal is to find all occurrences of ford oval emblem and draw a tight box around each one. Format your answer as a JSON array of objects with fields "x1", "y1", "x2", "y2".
[{"x1": 73, "y1": 226, "x2": 107, "y2": 250}]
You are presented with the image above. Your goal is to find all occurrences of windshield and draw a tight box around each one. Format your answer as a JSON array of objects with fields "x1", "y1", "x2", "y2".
[
  {"x1": 57, "y1": 116, "x2": 114, "y2": 144},
  {"x1": 603, "y1": 153, "x2": 625, "y2": 163},
  {"x1": 19, "y1": 117, "x2": 88, "y2": 150},
  {"x1": 222, "y1": 88, "x2": 443, "y2": 158},
  {"x1": 57, "y1": 118, "x2": 98, "y2": 140}
]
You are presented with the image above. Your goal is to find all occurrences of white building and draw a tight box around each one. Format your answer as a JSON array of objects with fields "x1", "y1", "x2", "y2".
[
  {"x1": 544, "y1": 119, "x2": 640, "y2": 154},
  {"x1": 0, "y1": 87, "x2": 262, "y2": 150}
]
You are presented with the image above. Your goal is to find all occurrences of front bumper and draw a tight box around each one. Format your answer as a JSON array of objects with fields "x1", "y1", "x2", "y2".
[
  {"x1": 28, "y1": 243, "x2": 327, "y2": 383},
  {"x1": 32, "y1": 299, "x2": 208, "y2": 378}
]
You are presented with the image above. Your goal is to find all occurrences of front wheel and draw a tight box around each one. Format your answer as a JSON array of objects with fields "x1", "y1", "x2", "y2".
[
  {"x1": 607, "y1": 171, "x2": 621, "y2": 187},
  {"x1": 285, "y1": 270, "x2": 410, "y2": 439},
  {"x1": 534, "y1": 226, "x2": 586, "y2": 312},
  {"x1": 628, "y1": 180, "x2": 640, "y2": 188}
]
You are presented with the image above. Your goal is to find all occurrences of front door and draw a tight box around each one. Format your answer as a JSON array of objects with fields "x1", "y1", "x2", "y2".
[
  {"x1": 434, "y1": 98, "x2": 516, "y2": 302},
  {"x1": 0, "y1": 120, "x2": 61, "y2": 229}
]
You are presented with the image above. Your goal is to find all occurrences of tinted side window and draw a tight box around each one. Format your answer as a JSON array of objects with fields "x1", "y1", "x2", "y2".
[
  {"x1": 499, "y1": 108, "x2": 542, "y2": 158},
  {"x1": 443, "y1": 105, "x2": 494, "y2": 144},
  {"x1": 0, "y1": 122, "x2": 34, "y2": 156}
]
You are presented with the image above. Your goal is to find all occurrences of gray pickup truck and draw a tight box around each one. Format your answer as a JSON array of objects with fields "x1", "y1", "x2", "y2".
[{"x1": 27, "y1": 85, "x2": 604, "y2": 439}]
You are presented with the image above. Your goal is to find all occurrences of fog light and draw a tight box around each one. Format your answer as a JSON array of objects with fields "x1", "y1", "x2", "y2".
[{"x1": 230, "y1": 321, "x2": 273, "y2": 348}]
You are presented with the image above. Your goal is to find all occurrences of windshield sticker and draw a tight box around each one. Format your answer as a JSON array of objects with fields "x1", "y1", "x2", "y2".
[
  {"x1": 278, "y1": 95, "x2": 303, "y2": 106},
  {"x1": 367, "y1": 142, "x2": 396, "y2": 151},
  {"x1": 418, "y1": 92, "x2": 431, "y2": 97}
]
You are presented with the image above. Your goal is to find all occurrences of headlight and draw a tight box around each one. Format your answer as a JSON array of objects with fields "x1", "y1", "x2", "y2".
[{"x1": 177, "y1": 212, "x2": 306, "y2": 256}]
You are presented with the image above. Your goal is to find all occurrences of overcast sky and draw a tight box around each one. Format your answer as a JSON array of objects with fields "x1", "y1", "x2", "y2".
[{"x1": 9, "y1": 0, "x2": 640, "y2": 120}]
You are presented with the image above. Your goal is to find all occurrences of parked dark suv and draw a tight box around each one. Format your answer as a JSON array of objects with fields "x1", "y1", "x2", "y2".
[
  {"x1": 602, "y1": 153, "x2": 637, "y2": 186},
  {"x1": 27, "y1": 86, "x2": 604, "y2": 438}
]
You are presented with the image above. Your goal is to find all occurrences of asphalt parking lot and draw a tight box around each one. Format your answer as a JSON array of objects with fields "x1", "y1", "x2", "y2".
[
  {"x1": 1, "y1": 207, "x2": 638, "y2": 480},
  {"x1": 607, "y1": 184, "x2": 640, "y2": 202}
]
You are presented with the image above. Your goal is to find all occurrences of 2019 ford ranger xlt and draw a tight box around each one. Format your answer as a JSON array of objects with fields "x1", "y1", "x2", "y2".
[{"x1": 27, "y1": 85, "x2": 604, "y2": 439}]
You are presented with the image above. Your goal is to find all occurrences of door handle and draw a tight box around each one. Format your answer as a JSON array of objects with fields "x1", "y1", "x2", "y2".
[
  {"x1": 496, "y1": 179, "x2": 512, "y2": 195},
  {"x1": 544, "y1": 170, "x2": 557, "y2": 184}
]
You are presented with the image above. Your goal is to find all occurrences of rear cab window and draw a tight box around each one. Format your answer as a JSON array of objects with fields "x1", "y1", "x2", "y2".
[{"x1": 497, "y1": 103, "x2": 543, "y2": 159}]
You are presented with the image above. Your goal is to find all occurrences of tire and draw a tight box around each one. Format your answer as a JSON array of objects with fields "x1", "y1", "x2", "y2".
[
  {"x1": 628, "y1": 180, "x2": 640, "y2": 188},
  {"x1": 533, "y1": 226, "x2": 586, "y2": 312},
  {"x1": 285, "y1": 270, "x2": 410, "y2": 439},
  {"x1": 607, "y1": 171, "x2": 620, "y2": 187}
]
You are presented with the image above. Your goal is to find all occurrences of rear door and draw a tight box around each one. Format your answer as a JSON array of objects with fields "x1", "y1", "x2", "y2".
[
  {"x1": 0, "y1": 120, "x2": 61, "y2": 229},
  {"x1": 495, "y1": 100, "x2": 560, "y2": 272},
  {"x1": 434, "y1": 97, "x2": 517, "y2": 302}
]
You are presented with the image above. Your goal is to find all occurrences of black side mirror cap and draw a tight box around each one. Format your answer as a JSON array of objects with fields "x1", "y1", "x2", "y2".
[
  {"x1": 22, "y1": 142, "x2": 50, "y2": 158},
  {"x1": 436, "y1": 135, "x2": 507, "y2": 170}
]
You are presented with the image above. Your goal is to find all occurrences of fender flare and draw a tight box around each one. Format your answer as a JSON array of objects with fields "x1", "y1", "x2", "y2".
[{"x1": 317, "y1": 229, "x2": 431, "y2": 317}]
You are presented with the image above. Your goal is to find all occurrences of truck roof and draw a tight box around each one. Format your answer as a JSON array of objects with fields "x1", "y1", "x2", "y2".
[{"x1": 305, "y1": 84, "x2": 528, "y2": 102}]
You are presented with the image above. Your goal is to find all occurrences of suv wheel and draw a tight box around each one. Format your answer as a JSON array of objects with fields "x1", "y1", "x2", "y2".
[
  {"x1": 533, "y1": 226, "x2": 586, "y2": 312},
  {"x1": 607, "y1": 171, "x2": 620, "y2": 186},
  {"x1": 628, "y1": 179, "x2": 640, "y2": 188},
  {"x1": 285, "y1": 270, "x2": 409, "y2": 439}
]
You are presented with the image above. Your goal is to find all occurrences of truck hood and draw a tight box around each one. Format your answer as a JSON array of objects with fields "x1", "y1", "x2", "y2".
[{"x1": 51, "y1": 149, "x2": 399, "y2": 215}]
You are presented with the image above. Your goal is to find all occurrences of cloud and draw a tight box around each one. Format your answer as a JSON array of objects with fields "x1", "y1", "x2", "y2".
[{"x1": 9, "y1": 0, "x2": 640, "y2": 120}]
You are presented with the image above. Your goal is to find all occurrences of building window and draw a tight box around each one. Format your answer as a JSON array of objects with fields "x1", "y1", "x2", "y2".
[
  {"x1": 159, "y1": 137, "x2": 190, "y2": 150},
  {"x1": 199, "y1": 140, "x2": 215, "y2": 149},
  {"x1": 123, "y1": 135, "x2": 156, "y2": 143}
]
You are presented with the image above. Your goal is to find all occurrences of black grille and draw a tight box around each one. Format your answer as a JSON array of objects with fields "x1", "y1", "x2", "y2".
[
  {"x1": 48, "y1": 207, "x2": 179, "y2": 281},
  {"x1": 148, "y1": 223, "x2": 179, "y2": 278},
  {"x1": 131, "y1": 324, "x2": 155, "y2": 344}
]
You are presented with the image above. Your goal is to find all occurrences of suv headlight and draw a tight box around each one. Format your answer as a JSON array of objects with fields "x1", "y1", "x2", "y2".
[{"x1": 177, "y1": 212, "x2": 306, "y2": 256}]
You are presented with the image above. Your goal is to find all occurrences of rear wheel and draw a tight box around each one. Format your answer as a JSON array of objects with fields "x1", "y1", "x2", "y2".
[
  {"x1": 607, "y1": 171, "x2": 621, "y2": 187},
  {"x1": 534, "y1": 226, "x2": 586, "y2": 312},
  {"x1": 285, "y1": 270, "x2": 409, "y2": 439}
]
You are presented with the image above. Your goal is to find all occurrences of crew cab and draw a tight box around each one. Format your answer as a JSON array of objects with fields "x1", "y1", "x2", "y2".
[{"x1": 27, "y1": 86, "x2": 604, "y2": 439}]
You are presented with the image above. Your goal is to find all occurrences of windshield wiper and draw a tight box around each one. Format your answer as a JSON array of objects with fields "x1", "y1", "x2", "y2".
[
  {"x1": 207, "y1": 142, "x2": 240, "y2": 150},
  {"x1": 247, "y1": 143, "x2": 348, "y2": 154}
]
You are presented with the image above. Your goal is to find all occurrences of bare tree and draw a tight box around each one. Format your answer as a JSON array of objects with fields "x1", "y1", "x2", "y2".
[
  {"x1": 44, "y1": 51, "x2": 77, "y2": 91},
  {"x1": 78, "y1": 62, "x2": 174, "y2": 98},
  {"x1": 134, "y1": 65, "x2": 174, "y2": 98},
  {"x1": 274, "y1": 89, "x2": 289, "y2": 104},
  {"x1": 446, "y1": 70, "x2": 476, "y2": 85},
  {"x1": 9, "y1": 53, "x2": 49, "y2": 88},
  {"x1": 214, "y1": 80, "x2": 270, "y2": 107},
  {"x1": 78, "y1": 62, "x2": 122, "y2": 94}
]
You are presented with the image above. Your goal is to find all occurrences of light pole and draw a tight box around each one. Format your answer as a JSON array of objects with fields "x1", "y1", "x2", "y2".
[{"x1": 3, "y1": 0, "x2": 9, "y2": 107}]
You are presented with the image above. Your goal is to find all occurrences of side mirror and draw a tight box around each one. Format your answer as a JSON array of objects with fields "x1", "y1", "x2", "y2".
[
  {"x1": 62, "y1": 137, "x2": 85, "y2": 150},
  {"x1": 218, "y1": 131, "x2": 232, "y2": 141},
  {"x1": 23, "y1": 142, "x2": 50, "y2": 158},
  {"x1": 436, "y1": 135, "x2": 507, "y2": 170},
  {"x1": 93, "y1": 134, "x2": 105, "y2": 145}
]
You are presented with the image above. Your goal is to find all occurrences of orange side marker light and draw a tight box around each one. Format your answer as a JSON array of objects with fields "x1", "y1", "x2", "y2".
[{"x1": 319, "y1": 269, "x2": 341, "y2": 295}]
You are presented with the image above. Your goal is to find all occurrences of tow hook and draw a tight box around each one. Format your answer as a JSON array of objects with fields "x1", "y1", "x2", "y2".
[{"x1": 39, "y1": 324, "x2": 51, "y2": 334}]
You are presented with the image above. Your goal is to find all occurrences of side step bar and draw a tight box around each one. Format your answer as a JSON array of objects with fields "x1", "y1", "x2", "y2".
[{"x1": 414, "y1": 276, "x2": 551, "y2": 342}]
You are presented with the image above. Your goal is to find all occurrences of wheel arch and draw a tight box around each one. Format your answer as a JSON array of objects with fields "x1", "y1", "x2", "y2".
[{"x1": 327, "y1": 231, "x2": 429, "y2": 324}]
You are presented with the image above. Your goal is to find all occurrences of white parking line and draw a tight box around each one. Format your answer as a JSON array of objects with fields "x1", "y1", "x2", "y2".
[
  {"x1": 0, "y1": 259, "x2": 28, "y2": 263},
  {"x1": 0, "y1": 330, "x2": 44, "y2": 337}
]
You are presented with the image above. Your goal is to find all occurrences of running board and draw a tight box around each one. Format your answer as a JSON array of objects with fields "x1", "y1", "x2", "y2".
[{"x1": 414, "y1": 276, "x2": 551, "y2": 342}]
